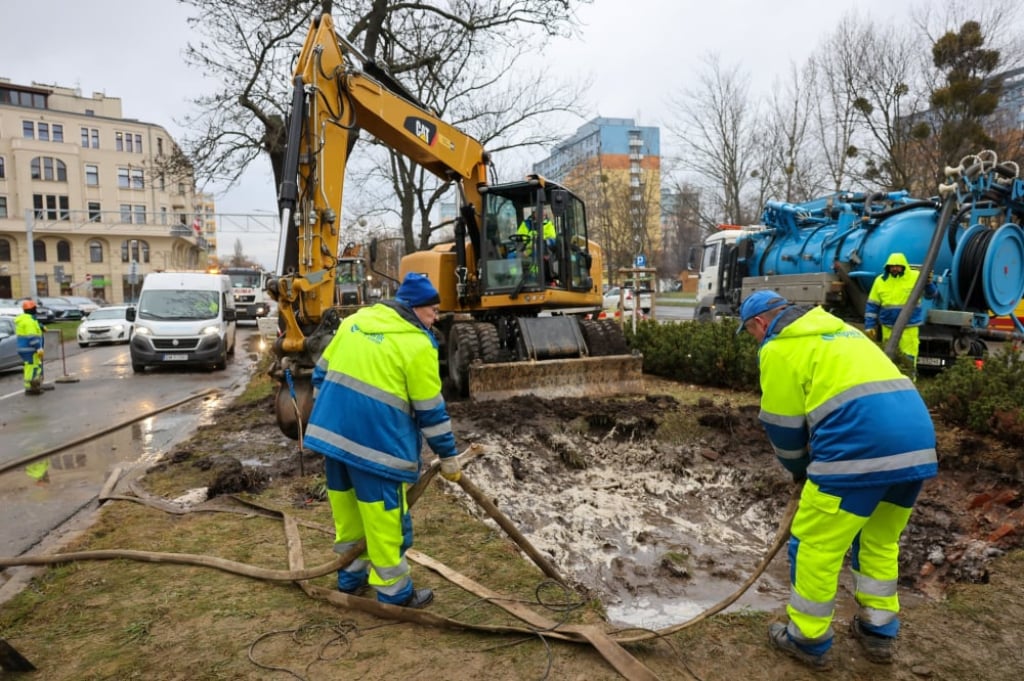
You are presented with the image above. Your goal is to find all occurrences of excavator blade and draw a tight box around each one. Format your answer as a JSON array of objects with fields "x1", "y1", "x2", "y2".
[{"x1": 468, "y1": 354, "x2": 644, "y2": 402}]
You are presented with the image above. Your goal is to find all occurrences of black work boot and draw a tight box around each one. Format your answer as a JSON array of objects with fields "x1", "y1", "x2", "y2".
[
  {"x1": 850, "y1": 616, "x2": 895, "y2": 664},
  {"x1": 401, "y1": 588, "x2": 434, "y2": 609},
  {"x1": 767, "y1": 623, "x2": 833, "y2": 671}
]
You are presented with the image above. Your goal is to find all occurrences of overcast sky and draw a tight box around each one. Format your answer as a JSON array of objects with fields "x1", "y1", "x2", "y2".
[{"x1": 2, "y1": 0, "x2": 930, "y2": 267}]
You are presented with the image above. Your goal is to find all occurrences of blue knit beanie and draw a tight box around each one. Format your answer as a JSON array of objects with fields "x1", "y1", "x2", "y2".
[{"x1": 395, "y1": 272, "x2": 441, "y2": 307}]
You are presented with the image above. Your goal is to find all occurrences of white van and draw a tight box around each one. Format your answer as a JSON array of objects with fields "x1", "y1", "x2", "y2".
[{"x1": 127, "y1": 272, "x2": 237, "y2": 372}]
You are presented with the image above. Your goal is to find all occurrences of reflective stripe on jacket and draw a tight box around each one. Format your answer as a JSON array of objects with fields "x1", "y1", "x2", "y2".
[
  {"x1": 304, "y1": 300, "x2": 457, "y2": 483},
  {"x1": 757, "y1": 305, "x2": 937, "y2": 488}
]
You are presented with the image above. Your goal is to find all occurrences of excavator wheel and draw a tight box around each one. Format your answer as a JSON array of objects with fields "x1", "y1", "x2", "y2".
[
  {"x1": 475, "y1": 321, "x2": 512, "y2": 363},
  {"x1": 579, "y1": 318, "x2": 630, "y2": 356},
  {"x1": 448, "y1": 322, "x2": 482, "y2": 397}
]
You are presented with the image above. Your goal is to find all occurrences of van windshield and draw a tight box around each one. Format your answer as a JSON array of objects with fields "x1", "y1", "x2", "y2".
[{"x1": 138, "y1": 290, "x2": 220, "y2": 321}]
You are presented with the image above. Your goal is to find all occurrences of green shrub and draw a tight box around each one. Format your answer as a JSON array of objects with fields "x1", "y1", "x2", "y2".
[
  {"x1": 627, "y1": 319, "x2": 760, "y2": 391},
  {"x1": 919, "y1": 350, "x2": 1024, "y2": 440}
]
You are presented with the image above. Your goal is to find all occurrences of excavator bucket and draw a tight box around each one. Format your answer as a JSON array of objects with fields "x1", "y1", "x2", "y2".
[{"x1": 468, "y1": 354, "x2": 644, "y2": 401}]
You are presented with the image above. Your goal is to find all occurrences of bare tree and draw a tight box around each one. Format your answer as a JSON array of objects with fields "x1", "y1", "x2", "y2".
[
  {"x1": 667, "y1": 54, "x2": 762, "y2": 226},
  {"x1": 763, "y1": 61, "x2": 822, "y2": 203},
  {"x1": 807, "y1": 13, "x2": 871, "y2": 192}
]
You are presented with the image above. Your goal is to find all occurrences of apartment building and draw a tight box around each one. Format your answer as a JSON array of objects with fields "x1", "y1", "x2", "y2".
[
  {"x1": 532, "y1": 117, "x2": 661, "y2": 283},
  {"x1": 0, "y1": 78, "x2": 211, "y2": 302}
]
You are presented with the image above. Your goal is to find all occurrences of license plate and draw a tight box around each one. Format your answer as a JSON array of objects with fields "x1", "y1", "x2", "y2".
[
  {"x1": 917, "y1": 356, "x2": 943, "y2": 366},
  {"x1": 163, "y1": 353, "x2": 188, "y2": 361}
]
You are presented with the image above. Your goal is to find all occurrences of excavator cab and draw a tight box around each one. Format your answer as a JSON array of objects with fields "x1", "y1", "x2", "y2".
[{"x1": 478, "y1": 181, "x2": 594, "y2": 296}]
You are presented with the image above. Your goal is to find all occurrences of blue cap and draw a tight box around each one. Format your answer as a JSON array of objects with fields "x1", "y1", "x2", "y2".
[
  {"x1": 395, "y1": 272, "x2": 441, "y2": 308},
  {"x1": 737, "y1": 290, "x2": 789, "y2": 334}
]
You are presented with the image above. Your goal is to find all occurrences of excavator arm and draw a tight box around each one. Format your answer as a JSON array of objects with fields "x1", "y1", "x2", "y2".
[{"x1": 269, "y1": 13, "x2": 491, "y2": 437}]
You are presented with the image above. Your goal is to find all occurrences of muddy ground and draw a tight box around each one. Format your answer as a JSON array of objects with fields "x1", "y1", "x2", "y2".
[
  {"x1": 4, "y1": 369, "x2": 1023, "y2": 680},
  {"x1": 210, "y1": 375, "x2": 1023, "y2": 640}
]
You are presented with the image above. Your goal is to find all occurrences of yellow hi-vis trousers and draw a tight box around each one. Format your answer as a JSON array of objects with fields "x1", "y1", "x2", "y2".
[
  {"x1": 786, "y1": 480, "x2": 919, "y2": 647},
  {"x1": 23, "y1": 351, "x2": 43, "y2": 391},
  {"x1": 880, "y1": 325, "x2": 920, "y2": 367},
  {"x1": 325, "y1": 458, "x2": 415, "y2": 605}
]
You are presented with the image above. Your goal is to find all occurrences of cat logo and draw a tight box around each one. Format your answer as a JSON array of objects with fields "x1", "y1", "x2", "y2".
[{"x1": 405, "y1": 117, "x2": 436, "y2": 146}]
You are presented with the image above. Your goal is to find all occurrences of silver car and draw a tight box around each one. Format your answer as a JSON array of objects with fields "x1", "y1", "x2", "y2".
[
  {"x1": 77, "y1": 306, "x2": 134, "y2": 347},
  {"x1": 0, "y1": 315, "x2": 22, "y2": 372}
]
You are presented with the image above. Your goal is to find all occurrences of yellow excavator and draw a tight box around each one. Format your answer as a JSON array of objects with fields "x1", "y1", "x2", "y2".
[{"x1": 268, "y1": 14, "x2": 642, "y2": 439}]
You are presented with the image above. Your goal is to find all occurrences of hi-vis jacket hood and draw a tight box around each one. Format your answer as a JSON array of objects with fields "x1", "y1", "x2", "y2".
[
  {"x1": 303, "y1": 301, "x2": 457, "y2": 484},
  {"x1": 757, "y1": 306, "x2": 937, "y2": 488},
  {"x1": 883, "y1": 252, "x2": 910, "y2": 276}
]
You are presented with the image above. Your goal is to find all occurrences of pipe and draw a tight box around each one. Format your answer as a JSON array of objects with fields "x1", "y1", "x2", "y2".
[{"x1": 885, "y1": 194, "x2": 957, "y2": 361}]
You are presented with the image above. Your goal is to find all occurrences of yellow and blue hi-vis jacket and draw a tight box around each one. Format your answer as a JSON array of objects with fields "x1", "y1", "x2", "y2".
[
  {"x1": 305, "y1": 300, "x2": 457, "y2": 484},
  {"x1": 757, "y1": 305, "x2": 937, "y2": 488}
]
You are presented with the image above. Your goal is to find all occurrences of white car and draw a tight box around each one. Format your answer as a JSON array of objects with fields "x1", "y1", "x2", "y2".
[
  {"x1": 62, "y1": 295, "x2": 101, "y2": 315},
  {"x1": 77, "y1": 305, "x2": 134, "y2": 347},
  {"x1": 603, "y1": 286, "x2": 652, "y2": 314}
]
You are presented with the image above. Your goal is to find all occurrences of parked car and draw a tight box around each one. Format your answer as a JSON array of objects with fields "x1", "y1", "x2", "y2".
[
  {"x1": 39, "y1": 296, "x2": 84, "y2": 321},
  {"x1": 0, "y1": 315, "x2": 22, "y2": 372},
  {"x1": 602, "y1": 285, "x2": 652, "y2": 314},
  {"x1": 14, "y1": 298, "x2": 56, "y2": 324},
  {"x1": 0, "y1": 298, "x2": 24, "y2": 317},
  {"x1": 77, "y1": 305, "x2": 134, "y2": 347},
  {"x1": 61, "y1": 295, "x2": 101, "y2": 315}
]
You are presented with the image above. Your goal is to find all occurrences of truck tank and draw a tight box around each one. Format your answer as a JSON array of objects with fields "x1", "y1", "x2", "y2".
[{"x1": 723, "y1": 151, "x2": 1024, "y2": 368}]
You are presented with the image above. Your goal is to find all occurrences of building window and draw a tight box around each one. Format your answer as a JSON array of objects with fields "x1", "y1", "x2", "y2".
[
  {"x1": 81, "y1": 127, "x2": 89, "y2": 147},
  {"x1": 134, "y1": 205, "x2": 146, "y2": 224},
  {"x1": 85, "y1": 164, "x2": 99, "y2": 186},
  {"x1": 57, "y1": 240, "x2": 71, "y2": 262},
  {"x1": 118, "y1": 168, "x2": 130, "y2": 188},
  {"x1": 0, "y1": 87, "x2": 46, "y2": 108},
  {"x1": 38, "y1": 123, "x2": 49, "y2": 141},
  {"x1": 88, "y1": 202, "x2": 102, "y2": 222},
  {"x1": 33, "y1": 194, "x2": 70, "y2": 221},
  {"x1": 0, "y1": 237, "x2": 10, "y2": 260},
  {"x1": 116, "y1": 132, "x2": 124, "y2": 152},
  {"x1": 131, "y1": 168, "x2": 144, "y2": 189},
  {"x1": 23, "y1": 121, "x2": 34, "y2": 139},
  {"x1": 160, "y1": 206, "x2": 168, "y2": 224},
  {"x1": 121, "y1": 239, "x2": 151, "y2": 263},
  {"x1": 157, "y1": 138, "x2": 164, "y2": 155},
  {"x1": 0, "y1": 156, "x2": 5, "y2": 178},
  {"x1": 30, "y1": 157, "x2": 68, "y2": 182},
  {"x1": 52, "y1": 124, "x2": 64, "y2": 143},
  {"x1": 34, "y1": 239, "x2": 47, "y2": 262},
  {"x1": 120, "y1": 204, "x2": 132, "y2": 223},
  {"x1": 89, "y1": 241, "x2": 104, "y2": 263},
  {"x1": 91, "y1": 129, "x2": 99, "y2": 148},
  {"x1": 126, "y1": 134, "x2": 133, "y2": 153},
  {"x1": 0, "y1": 196, "x2": 7, "y2": 219},
  {"x1": 134, "y1": 134, "x2": 142, "y2": 152}
]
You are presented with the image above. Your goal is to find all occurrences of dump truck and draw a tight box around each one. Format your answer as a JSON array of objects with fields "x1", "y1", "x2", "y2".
[
  {"x1": 267, "y1": 14, "x2": 641, "y2": 438},
  {"x1": 693, "y1": 150, "x2": 1024, "y2": 369}
]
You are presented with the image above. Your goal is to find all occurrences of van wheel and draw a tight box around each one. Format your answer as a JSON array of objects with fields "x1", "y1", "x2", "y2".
[{"x1": 132, "y1": 362, "x2": 146, "y2": 373}]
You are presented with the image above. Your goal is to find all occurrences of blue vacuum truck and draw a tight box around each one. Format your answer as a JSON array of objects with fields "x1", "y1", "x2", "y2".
[{"x1": 694, "y1": 150, "x2": 1024, "y2": 371}]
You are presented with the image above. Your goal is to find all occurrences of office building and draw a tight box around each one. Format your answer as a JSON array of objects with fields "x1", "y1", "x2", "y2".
[{"x1": 0, "y1": 78, "x2": 211, "y2": 302}]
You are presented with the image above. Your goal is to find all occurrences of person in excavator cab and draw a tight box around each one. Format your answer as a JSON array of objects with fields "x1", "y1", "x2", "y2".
[
  {"x1": 15, "y1": 300, "x2": 46, "y2": 395},
  {"x1": 863, "y1": 252, "x2": 936, "y2": 373},
  {"x1": 516, "y1": 209, "x2": 558, "y2": 284}
]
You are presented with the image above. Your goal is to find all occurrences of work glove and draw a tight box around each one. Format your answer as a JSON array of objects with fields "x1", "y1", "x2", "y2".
[
  {"x1": 35, "y1": 349, "x2": 44, "y2": 360},
  {"x1": 439, "y1": 455, "x2": 462, "y2": 482},
  {"x1": 865, "y1": 326, "x2": 880, "y2": 342}
]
